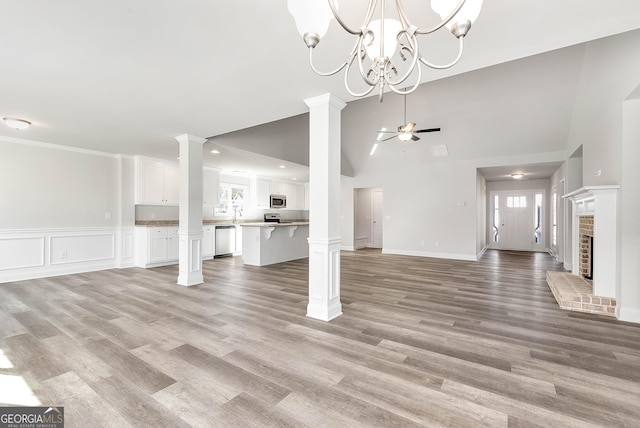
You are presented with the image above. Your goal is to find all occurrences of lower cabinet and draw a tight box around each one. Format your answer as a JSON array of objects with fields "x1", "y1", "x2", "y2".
[
  {"x1": 137, "y1": 226, "x2": 179, "y2": 267},
  {"x1": 136, "y1": 224, "x2": 230, "y2": 268},
  {"x1": 202, "y1": 225, "x2": 215, "y2": 259}
]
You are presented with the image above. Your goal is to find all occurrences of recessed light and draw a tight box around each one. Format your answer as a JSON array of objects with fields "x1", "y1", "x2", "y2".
[
  {"x1": 279, "y1": 165, "x2": 286, "y2": 169},
  {"x1": 210, "y1": 149, "x2": 220, "y2": 154},
  {"x1": 511, "y1": 173, "x2": 524, "y2": 179},
  {"x1": 292, "y1": 177, "x2": 297, "y2": 181},
  {"x1": 3, "y1": 117, "x2": 31, "y2": 130}
]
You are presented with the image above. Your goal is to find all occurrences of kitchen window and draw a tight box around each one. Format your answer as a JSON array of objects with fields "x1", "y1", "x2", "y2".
[{"x1": 215, "y1": 184, "x2": 246, "y2": 218}]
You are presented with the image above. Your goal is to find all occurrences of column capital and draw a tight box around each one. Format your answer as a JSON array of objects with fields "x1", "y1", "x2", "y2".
[
  {"x1": 174, "y1": 134, "x2": 207, "y2": 145},
  {"x1": 304, "y1": 93, "x2": 346, "y2": 111}
]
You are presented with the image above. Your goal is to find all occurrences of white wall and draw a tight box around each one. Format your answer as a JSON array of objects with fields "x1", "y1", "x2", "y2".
[
  {"x1": 341, "y1": 176, "x2": 355, "y2": 250},
  {"x1": 567, "y1": 30, "x2": 640, "y2": 185},
  {"x1": 619, "y1": 96, "x2": 640, "y2": 322},
  {"x1": 352, "y1": 158, "x2": 478, "y2": 260},
  {"x1": 0, "y1": 138, "x2": 123, "y2": 229}
]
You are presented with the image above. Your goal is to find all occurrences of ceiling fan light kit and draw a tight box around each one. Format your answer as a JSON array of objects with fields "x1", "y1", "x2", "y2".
[
  {"x1": 288, "y1": 0, "x2": 483, "y2": 101},
  {"x1": 3, "y1": 117, "x2": 31, "y2": 130}
]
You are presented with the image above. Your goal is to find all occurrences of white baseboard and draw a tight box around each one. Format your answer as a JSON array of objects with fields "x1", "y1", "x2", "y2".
[
  {"x1": 382, "y1": 248, "x2": 477, "y2": 262},
  {"x1": 617, "y1": 306, "x2": 640, "y2": 324},
  {"x1": 340, "y1": 246, "x2": 355, "y2": 251},
  {"x1": 564, "y1": 262, "x2": 573, "y2": 271}
]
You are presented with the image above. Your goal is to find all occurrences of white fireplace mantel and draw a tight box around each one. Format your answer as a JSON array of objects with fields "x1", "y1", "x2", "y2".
[{"x1": 563, "y1": 185, "x2": 619, "y2": 298}]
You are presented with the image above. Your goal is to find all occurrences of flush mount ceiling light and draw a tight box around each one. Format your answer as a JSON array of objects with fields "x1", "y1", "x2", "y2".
[
  {"x1": 210, "y1": 149, "x2": 220, "y2": 154},
  {"x1": 511, "y1": 173, "x2": 524, "y2": 179},
  {"x1": 3, "y1": 117, "x2": 31, "y2": 130},
  {"x1": 288, "y1": 0, "x2": 483, "y2": 101}
]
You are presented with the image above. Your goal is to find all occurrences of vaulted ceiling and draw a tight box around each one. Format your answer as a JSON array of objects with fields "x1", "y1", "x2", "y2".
[{"x1": 2, "y1": 1, "x2": 639, "y2": 180}]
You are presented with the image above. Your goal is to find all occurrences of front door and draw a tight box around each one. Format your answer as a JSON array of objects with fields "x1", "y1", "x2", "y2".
[{"x1": 490, "y1": 190, "x2": 545, "y2": 251}]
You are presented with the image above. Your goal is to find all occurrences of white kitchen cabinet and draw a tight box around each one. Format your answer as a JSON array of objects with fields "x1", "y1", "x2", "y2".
[
  {"x1": 234, "y1": 225, "x2": 242, "y2": 254},
  {"x1": 202, "y1": 225, "x2": 215, "y2": 258},
  {"x1": 254, "y1": 178, "x2": 271, "y2": 208},
  {"x1": 135, "y1": 157, "x2": 179, "y2": 205},
  {"x1": 269, "y1": 181, "x2": 286, "y2": 195},
  {"x1": 203, "y1": 168, "x2": 220, "y2": 207},
  {"x1": 286, "y1": 183, "x2": 306, "y2": 210},
  {"x1": 137, "y1": 226, "x2": 179, "y2": 267}
]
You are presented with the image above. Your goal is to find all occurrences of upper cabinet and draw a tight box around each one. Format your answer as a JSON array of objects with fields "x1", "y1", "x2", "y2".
[
  {"x1": 203, "y1": 168, "x2": 220, "y2": 207},
  {"x1": 252, "y1": 177, "x2": 306, "y2": 210},
  {"x1": 269, "y1": 181, "x2": 286, "y2": 196},
  {"x1": 286, "y1": 183, "x2": 306, "y2": 210},
  {"x1": 254, "y1": 178, "x2": 271, "y2": 208},
  {"x1": 135, "y1": 157, "x2": 179, "y2": 205}
]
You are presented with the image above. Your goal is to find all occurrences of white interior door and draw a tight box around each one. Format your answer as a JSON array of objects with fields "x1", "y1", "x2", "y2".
[{"x1": 372, "y1": 190, "x2": 383, "y2": 248}]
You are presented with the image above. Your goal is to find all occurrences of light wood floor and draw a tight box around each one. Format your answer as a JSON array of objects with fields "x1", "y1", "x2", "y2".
[{"x1": 1, "y1": 249, "x2": 640, "y2": 427}]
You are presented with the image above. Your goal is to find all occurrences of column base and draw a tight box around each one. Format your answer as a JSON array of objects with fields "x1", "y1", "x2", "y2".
[
  {"x1": 307, "y1": 300, "x2": 343, "y2": 322},
  {"x1": 307, "y1": 237, "x2": 342, "y2": 322},
  {"x1": 177, "y1": 231, "x2": 203, "y2": 287}
]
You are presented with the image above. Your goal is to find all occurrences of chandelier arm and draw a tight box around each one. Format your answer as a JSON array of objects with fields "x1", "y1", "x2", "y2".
[
  {"x1": 308, "y1": 48, "x2": 350, "y2": 76},
  {"x1": 355, "y1": 37, "x2": 381, "y2": 87},
  {"x1": 396, "y1": 0, "x2": 468, "y2": 36},
  {"x1": 387, "y1": 65, "x2": 422, "y2": 96},
  {"x1": 327, "y1": 0, "x2": 377, "y2": 36},
  {"x1": 345, "y1": 54, "x2": 377, "y2": 98},
  {"x1": 419, "y1": 36, "x2": 465, "y2": 70},
  {"x1": 385, "y1": 34, "x2": 421, "y2": 86}
]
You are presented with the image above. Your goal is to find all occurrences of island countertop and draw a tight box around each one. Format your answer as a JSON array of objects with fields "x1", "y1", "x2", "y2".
[{"x1": 240, "y1": 221, "x2": 309, "y2": 228}]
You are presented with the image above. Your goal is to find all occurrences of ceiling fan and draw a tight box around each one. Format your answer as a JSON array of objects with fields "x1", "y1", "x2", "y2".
[{"x1": 375, "y1": 93, "x2": 440, "y2": 142}]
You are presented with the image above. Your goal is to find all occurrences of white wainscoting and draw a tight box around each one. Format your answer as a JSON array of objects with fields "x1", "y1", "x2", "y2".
[{"x1": 0, "y1": 227, "x2": 135, "y2": 283}]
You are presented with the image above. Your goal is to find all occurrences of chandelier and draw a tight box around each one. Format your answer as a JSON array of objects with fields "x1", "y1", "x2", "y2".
[{"x1": 288, "y1": 0, "x2": 483, "y2": 101}]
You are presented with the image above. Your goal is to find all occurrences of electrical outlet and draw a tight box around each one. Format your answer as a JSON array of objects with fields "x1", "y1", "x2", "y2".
[
  {"x1": 105, "y1": 211, "x2": 111, "y2": 220},
  {"x1": 435, "y1": 241, "x2": 440, "y2": 247},
  {"x1": 61, "y1": 251, "x2": 68, "y2": 259},
  {"x1": 420, "y1": 240, "x2": 425, "y2": 246}
]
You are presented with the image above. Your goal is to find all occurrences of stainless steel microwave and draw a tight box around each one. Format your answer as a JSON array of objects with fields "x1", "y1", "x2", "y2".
[{"x1": 270, "y1": 194, "x2": 286, "y2": 208}]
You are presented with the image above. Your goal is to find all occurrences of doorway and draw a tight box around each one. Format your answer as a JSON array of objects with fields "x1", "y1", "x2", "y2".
[
  {"x1": 490, "y1": 190, "x2": 545, "y2": 251},
  {"x1": 354, "y1": 187, "x2": 383, "y2": 249}
]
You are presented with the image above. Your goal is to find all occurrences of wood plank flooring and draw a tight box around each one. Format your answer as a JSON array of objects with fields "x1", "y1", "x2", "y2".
[{"x1": 1, "y1": 249, "x2": 640, "y2": 427}]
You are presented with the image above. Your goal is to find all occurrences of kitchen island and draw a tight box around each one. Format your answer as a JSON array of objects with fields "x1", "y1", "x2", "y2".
[{"x1": 240, "y1": 222, "x2": 309, "y2": 266}]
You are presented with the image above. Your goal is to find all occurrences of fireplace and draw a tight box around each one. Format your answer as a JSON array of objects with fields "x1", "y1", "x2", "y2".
[
  {"x1": 565, "y1": 186, "x2": 619, "y2": 299},
  {"x1": 579, "y1": 216, "x2": 594, "y2": 280}
]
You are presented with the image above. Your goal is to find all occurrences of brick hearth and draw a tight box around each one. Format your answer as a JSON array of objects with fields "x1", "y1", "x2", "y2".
[{"x1": 546, "y1": 271, "x2": 616, "y2": 316}]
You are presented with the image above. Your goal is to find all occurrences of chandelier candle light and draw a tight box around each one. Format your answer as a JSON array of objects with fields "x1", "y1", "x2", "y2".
[{"x1": 288, "y1": 0, "x2": 483, "y2": 101}]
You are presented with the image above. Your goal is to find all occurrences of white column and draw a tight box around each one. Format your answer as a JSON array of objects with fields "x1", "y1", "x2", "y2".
[
  {"x1": 305, "y1": 93, "x2": 346, "y2": 321},
  {"x1": 175, "y1": 134, "x2": 206, "y2": 286}
]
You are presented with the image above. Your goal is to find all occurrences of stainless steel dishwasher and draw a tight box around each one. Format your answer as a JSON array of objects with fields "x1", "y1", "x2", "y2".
[{"x1": 214, "y1": 225, "x2": 235, "y2": 258}]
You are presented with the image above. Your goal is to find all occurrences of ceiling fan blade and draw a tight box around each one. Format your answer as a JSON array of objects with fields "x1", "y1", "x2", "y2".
[
  {"x1": 411, "y1": 134, "x2": 420, "y2": 141},
  {"x1": 375, "y1": 130, "x2": 396, "y2": 134},
  {"x1": 404, "y1": 122, "x2": 416, "y2": 132},
  {"x1": 414, "y1": 127, "x2": 441, "y2": 133},
  {"x1": 380, "y1": 135, "x2": 398, "y2": 142}
]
